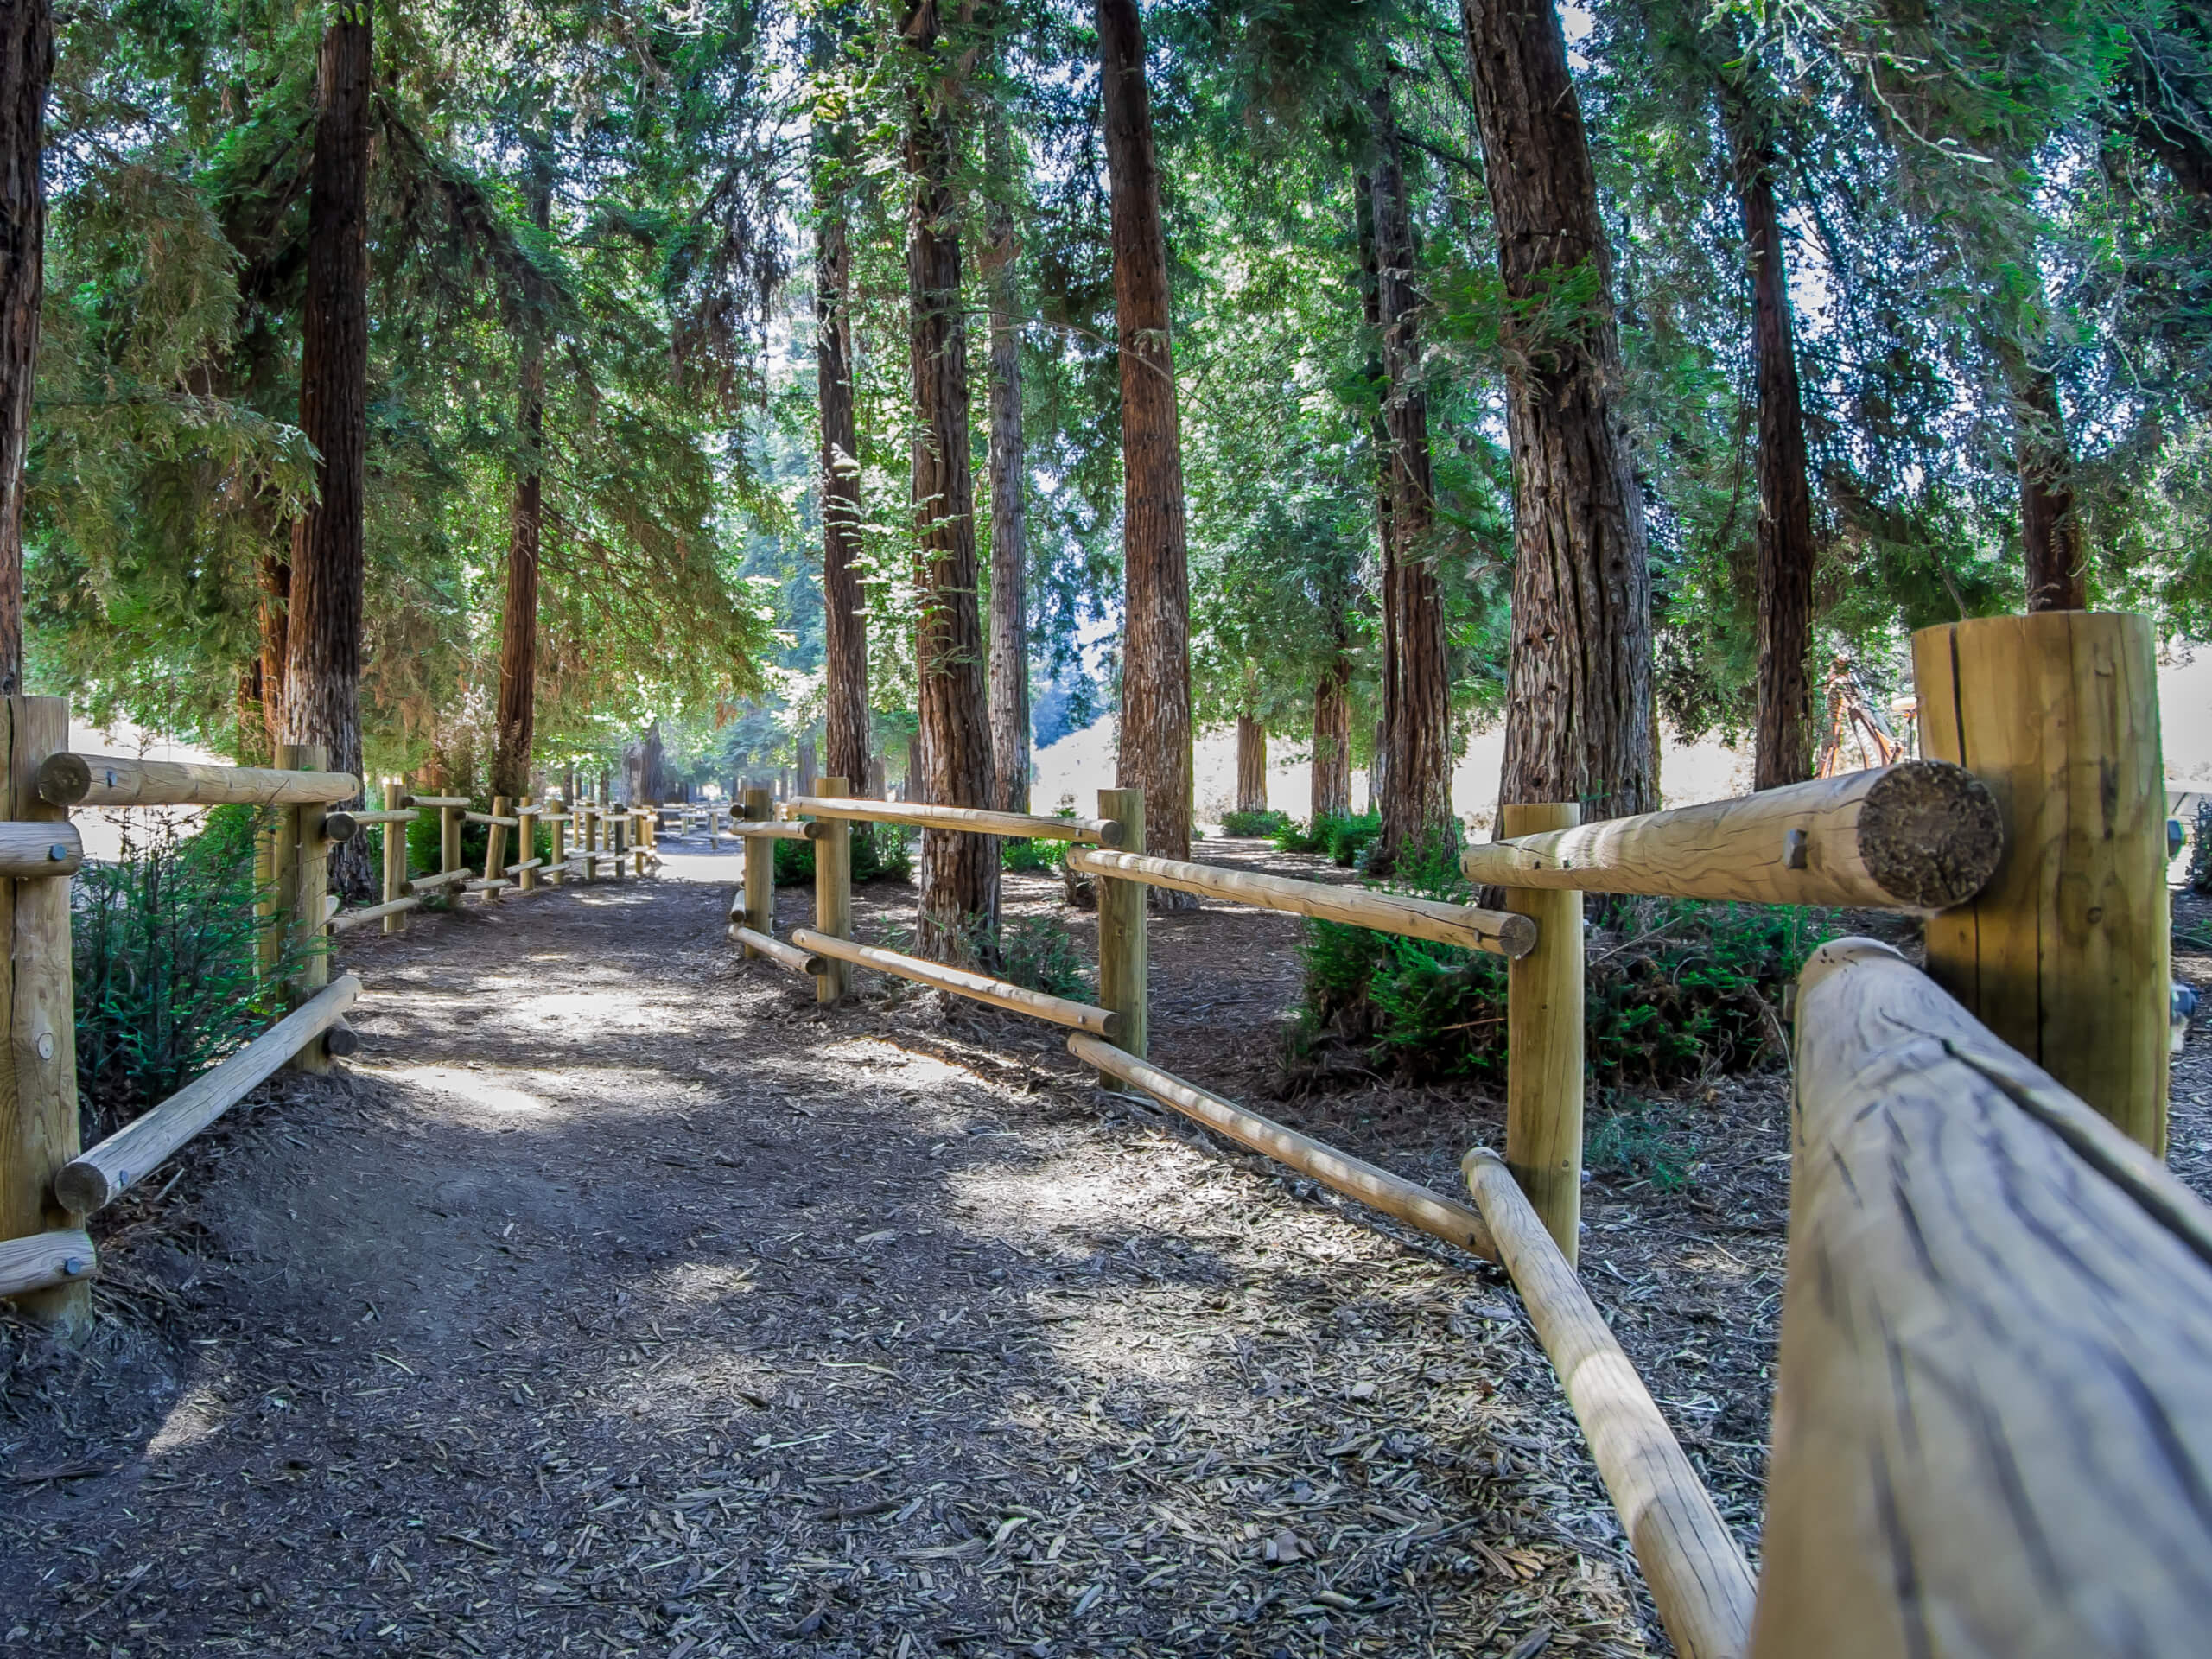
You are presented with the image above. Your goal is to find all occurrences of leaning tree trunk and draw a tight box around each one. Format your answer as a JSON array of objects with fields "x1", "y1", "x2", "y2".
[
  {"x1": 1368, "y1": 82, "x2": 1453, "y2": 872},
  {"x1": 1311, "y1": 651, "x2": 1351, "y2": 820},
  {"x1": 0, "y1": 0, "x2": 49, "y2": 696},
  {"x1": 983, "y1": 124, "x2": 1033, "y2": 816},
  {"x1": 285, "y1": 10, "x2": 374, "y2": 890},
  {"x1": 907, "y1": 3, "x2": 999, "y2": 957},
  {"x1": 493, "y1": 169, "x2": 552, "y2": 803},
  {"x1": 817, "y1": 142, "x2": 869, "y2": 786},
  {"x1": 1462, "y1": 0, "x2": 1656, "y2": 822},
  {"x1": 1733, "y1": 127, "x2": 1816, "y2": 790},
  {"x1": 2013, "y1": 361, "x2": 2088, "y2": 612},
  {"x1": 1099, "y1": 0, "x2": 1195, "y2": 893}
]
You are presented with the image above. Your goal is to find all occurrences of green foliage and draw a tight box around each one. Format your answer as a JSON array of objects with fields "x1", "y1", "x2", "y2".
[
  {"x1": 2193, "y1": 799, "x2": 2212, "y2": 896},
  {"x1": 1001, "y1": 836, "x2": 1060, "y2": 873},
  {"x1": 1321, "y1": 810, "x2": 1383, "y2": 868},
  {"x1": 71, "y1": 807, "x2": 301, "y2": 1137},
  {"x1": 1219, "y1": 808, "x2": 1295, "y2": 838},
  {"x1": 1586, "y1": 1095, "x2": 1701, "y2": 1191},
  {"x1": 1300, "y1": 899, "x2": 1832, "y2": 1086},
  {"x1": 994, "y1": 916, "x2": 1095, "y2": 1001},
  {"x1": 775, "y1": 823, "x2": 913, "y2": 887}
]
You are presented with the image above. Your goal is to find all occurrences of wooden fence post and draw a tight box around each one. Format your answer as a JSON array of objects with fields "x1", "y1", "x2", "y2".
[
  {"x1": 258, "y1": 774, "x2": 300, "y2": 982},
  {"x1": 1, "y1": 697, "x2": 87, "y2": 1325},
  {"x1": 1913, "y1": 613, "x2": 2170, "y2": 1154},
  {"x1": 1504, "y1": 802, "x2": 1585, "y2": 1264},
  {"x1": 278, "y1": 743, "x2": 333, "y2": 1076},
  {"x1": 1096, "y1": 787, "x2": 1148, "y2": 1085},
  {"x1": 380, "y1": 776, "x2": 409, "y2": 934},
  {"x1": 517, "y1": 799, "x2": 537, "y2": 892},
  {"x1": 580, "y1": 801, "x2": 597, "y2": 883},
  {"x1": 739, "y1": 785, "x2": 772, "y2": 957},
  {"x1": 484, "y1": 796, "x2": 511, "y2": 903},
  {"x1": 440, "y1": 801, "x2": 461, "y2": 891},
  {"x1": 813, "y1": 776, "x2": 851, "y2": 1003}
]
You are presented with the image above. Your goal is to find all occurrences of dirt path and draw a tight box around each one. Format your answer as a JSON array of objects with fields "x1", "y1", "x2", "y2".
[{"x1": 0, "y1": 855, "x2": 1662, "y2": 1659}]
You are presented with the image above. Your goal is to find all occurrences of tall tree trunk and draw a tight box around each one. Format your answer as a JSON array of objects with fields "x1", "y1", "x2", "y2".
[
  {"x1": 1462, "y1": 0, "x2": 1656, "y2": 822},
  {"x1": 1368, "y1": 81, "x2": 1452, "y2": 871},
  {"x1": 493, "y1": 167, "x2": 551, "y2": 803},
  {"x1": 284, "y1": 11, "x2": 373, "y2": 889},
  {"x1": 1235, "y1": 713, "x2": 1266, "y2": 815},
  {"x1": 1732, "y1": 128, "x2": 1817, "y2": 789},
  {"x1": 0, "y1": 0, "x2": 49, "y2": 696},
  {"x1": 2013, "y1": 362, "x2": 2088, "y2": 612},
  {"x1": 1353, "y1": 173, "x2": 1392, "y2": 816},
  {"x1": 1311, "y1": 651, "x2": 1351, "y2": 820},
  {"x1": 256, "y1": 547, "x2": 289, "y2": 752},
  {"x1": 984, "y1": 120, "x2": 1032, "y2": 815},
  {"x1": 906, "y1": 1, "x2": 998, "y2": 957},
  {"x1": 1098, "y1": 0, "x2": 1194, "y2": 893},
  {"x1": 817, "y1": 133, "x2": 869, "y2": 785}
]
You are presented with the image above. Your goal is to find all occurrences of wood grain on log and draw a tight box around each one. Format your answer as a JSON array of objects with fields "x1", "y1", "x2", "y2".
[
  {"x1": 41, "y1": 752, "x2": 361, "y2": 808},
  {"x1": 793, "y1": 929, "x2": 1118, "y2": 1038}
]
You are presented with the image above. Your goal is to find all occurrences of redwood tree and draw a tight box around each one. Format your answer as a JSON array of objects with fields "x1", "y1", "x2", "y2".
[
  {"x1": 1463, "y1": 0, "x2": 1656, "y2": 821},
  {"x1": 906, "y1": 0, "x2": 998, "y2": 954},
  {"x1": 0, "y1": 0, "x2": 49, "y2": 696},
  {"x1": 2013, "y1": 360, "x2": 2088, "y2": 611},
  {"x1": 983, "y1": 114, "x2": 1031, "y2": 813},
  {"x1": 1730, "y1": 112, "x2": 1817, "y2": 788},
  {"x1": 817, "y1": 101, "x2": 869, "y2": 785},
  {"x1": 284, "y1": 10, "x2": 374, "y2": 862},
  {"x1": 493, "y1": 164, "x2": 552, "y2": 802},
  {"x1": 1367, "y1": 79, "x2": 1452, "y2": 869},
  {"x1": 1099, "y1": 0, "x2": 1194, "y2": 881}
]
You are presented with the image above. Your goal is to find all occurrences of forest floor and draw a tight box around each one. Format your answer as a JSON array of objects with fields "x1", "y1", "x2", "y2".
[{"x1": 4, "y1": 841, "x2": 2209, "y2": 1659}]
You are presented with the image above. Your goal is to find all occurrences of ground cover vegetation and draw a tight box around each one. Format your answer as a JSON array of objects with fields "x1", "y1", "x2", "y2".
[{"x1": 5, "y1": 0, "x2": 2209, "y2": 963}]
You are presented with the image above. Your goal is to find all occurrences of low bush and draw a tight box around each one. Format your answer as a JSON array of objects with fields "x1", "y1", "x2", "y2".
[
  {"x1": 776, "y1": 822, "x2": 914, "y2": 886},
  {"x1": 1298, "y1": 896, "x2": 1830, "y2": 1087},
  {"x1": 1219, "y1": 808, "x2": 1294, "y2": 838},
  {"x1": 1269, "y1": 809, "x2": 1382, "y2": 864},
  {"x1": 1585, "y1": 1094, "x2": 1701, "y2": 1189},
  {"x1": 2192, "y1": 798, "x2": 2212, "y2": 895},
  {"x1": 996, "y1": 914, "x2": 1096, "y2": 1000},
  {"x1": 72, "y1": 806, "x2": 302, "y2": 1138},
  {"x1": 1002, "y1": 836, "x2": 1059, "y2": 873}
]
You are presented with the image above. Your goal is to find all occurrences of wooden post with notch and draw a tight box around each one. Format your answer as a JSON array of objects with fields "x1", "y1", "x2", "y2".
[
  {"x1": 440, "y1": 800, "x2": 462, "y2": 891},
  {"x1": 738, "y1": 785, "x2": 772, "y2": 956},
  {"x1": 278, "y1": 743, "x2": 333, "y2": 1075},
  {"x1": 516, "y1": 798, "x2": 537, "y2": 891},
  {"x1": 0, "y1": 697, "x2": 87, "y2": 1325},
  {"x1": 1504, "y1": 802, "x2": 1583, "y2": 1264},
  {"x1": 1095, "y1": 787, "x2": 1148, "y2": 1086},
  {"x1": 812, "y1": 776, "x2": 851, "y2": 1003},
  {"x1": 380, "y1": 776, "x2": 409, "y2": 934},
  {"x1": 1913, "y1": 613, "x2": 2170, "y2": 1154},
  {"x1": 550, "y1": 798, "x2": 567, "y2": 884}
]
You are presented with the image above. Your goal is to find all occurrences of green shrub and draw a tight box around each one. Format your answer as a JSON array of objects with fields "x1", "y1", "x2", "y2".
[
  {"x1": 777, "y1": 822, "x2": 914, "y2": 886},
  {"x1": 1272, "y1": 817, "x2": 1330, "y2": 855},
  {"x1": 1299, "y1": 897, "x2": 1831, "y2": 1087},
  {"x1": 1586, "y1": 1095, "x2": 1700, "y2": 1190},
  {"x1": 1002, "y1": 836, "x2": 1059, "y2": 873},
  {"x1": 72, "y1": 806, "x2": 303, "y2": 1138},
  {"x1": 2192, "y1": 798, "x2": 2212, "y2": 896},
  {"x1": 1323, "y1": 810, "x2": 1382, "y2": 868},
  {"x1": 1220, "y1": 808, "x2": 1294, "y2": 838},
  {"x1": 995, "y1": 915, "x2": 1096, "y2": 1000}
]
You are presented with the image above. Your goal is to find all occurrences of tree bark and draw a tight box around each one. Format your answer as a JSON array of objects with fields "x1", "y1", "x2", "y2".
[
  {"x1": 1368, "y1": 81, "x2": 1453, "y2": 871},
  {"x1": 1311, "y1": 652, "x2": 1351, "y2": 820},
  {"x1": 1732, "y1": 129, "x2": 1816, "y2": 790},
  {"x1": 817, "y1": 131, "x2": 869, "y2": 786},
  {"x1": 257, "y1": 547, "x2": 289, "y2": 753},
  {"x1": 493, "y1": 166, "x2": 552, "y2": 803},
  {"x1": 2013, "y1": 363, "x2": 2088, "y2": 612},
  {"x1": 284, "y1": 11, "x2": 373, "y2": 889},
  {"x1": 906, "y1": 0, "x2": 999, "y2": 957},
  {"x1": 1235, "y1": 712, "x2": 1267, "y2": 815},
  {"x1": 0, "y1": 0, "x2": 50, "y2": 696},
  {"x1": 1462, "y1": 0, "x2": 1656, "y2": 822},
  {"x1": 984, "y1": 120, "x2": 1032, "y2": 815},
  {"x1": 1098, "y1": 0, "x2": 1195, "y2": 895}
]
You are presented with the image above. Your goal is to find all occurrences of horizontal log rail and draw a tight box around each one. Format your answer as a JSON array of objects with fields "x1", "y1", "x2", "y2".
[
  {"x1": 793, "y1": 929, "x2": 1121, "y2": 1037},
  {"x1": 0, "y1": 821, "x2": 82, "y2": 878},
  {"x1": 728, "y1": 819, "x2": 823, "y2": 841},
  {"x1": 1464, "y1": 1149, "x2": 1755, "y2": 1659},
  {"x1": 0, "y1": 1229, "x2": 98, "y2": 1300},
  {"x1": 463, "y1": 810, "x2": 520, "y2": 829},
  {"x1": 1067, "y1": 848, "x2": 1535, "y2": 957},
  {"x1": 329, "y1": 895, "x2": 420, "y2": 934},
  {"x1": 1071, "y1": 1037, "x2": 1494, "y2": 1258},
  {"x1": 400, "y1": 793, "x2": 472, "y2": 809},
  {"x1": 405, "y1": 868, "x2": 473, "y2": 894},
  {"x1": 39, "y1": 753, "x2": 362, "y2": 809},
  {"x1": 1752, "y1": 938, "x2": 2212, "y2": 1656},
  {"x1": 729, "y1": 925, "x2": 823, "y2": 976},
  {"x1": 56, "y1": 976, "x2": 363, "y2": 1213},
  {"x1": 785, "y1": 796, "x2": 1123, "y2": 846},
  {"x1": 504, "y1": 858, "x2": 545, "y2": 877},
  {"x1": 1459, "y1": 760, "x2": 2003, "y2": 912},
  {"x1": 345, "y1": 808, "x2": 419, "y2": 825}
]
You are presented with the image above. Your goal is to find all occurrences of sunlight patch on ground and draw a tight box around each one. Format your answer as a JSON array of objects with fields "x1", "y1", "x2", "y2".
[
  {"x1": 145, "y1": 1378, "x2": 229, "y2": 1459},
  {"x1": 378, "y1": 1065, "x2": 556, "y2": 1117}
]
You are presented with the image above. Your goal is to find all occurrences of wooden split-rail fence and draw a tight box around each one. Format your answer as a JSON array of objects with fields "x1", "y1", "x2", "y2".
[
  {"x1": 0, "y1": 731, "x2": 671, "y2": 1318},
  {"x1": 727, "y1": 613, "x2": 2208, "y2": 1657}
]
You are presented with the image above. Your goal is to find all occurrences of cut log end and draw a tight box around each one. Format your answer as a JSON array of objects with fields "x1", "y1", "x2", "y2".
[
  {"x1": 35, "y1": 751, "x2": 92, "y2": 807},
  {"x1": 323, "y1": 812, "x2": 361, "y2": 844},
  {"x1": 1855, "y1": 760, "x2": 2005, "y2": 910},
  {"x1": 1495, "y1": 912, "x2": 1540, "y2": 959},
  {"x1": 54, "y1": 1164, "x2": 115, "y2": 1216},
  {"x1": 322, "y1": 1020, "x2": 361, "y2": 1059}
]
